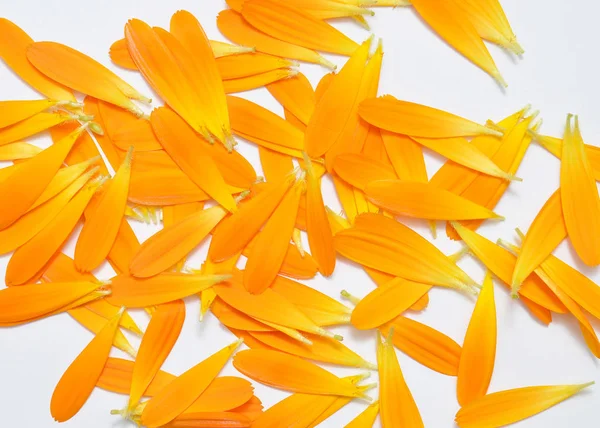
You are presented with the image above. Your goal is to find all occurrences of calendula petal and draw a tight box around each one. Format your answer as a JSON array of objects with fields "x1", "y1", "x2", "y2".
[
  {"x1": 110, "y1": 115, "x2": 161, "y2": 152},
  {"x1": 449, "y1": 222, "x2": 568, "y2": 313},
  {"x1": 560, "y1": 115, "x2": 600, "y2": 266},
  {"x1": 216, "y1": 52, "x2": 295, "y2": 79},
  {"x1": 345, "y1": 401, "x2": 379, "y2": 428},
  {"x1": 377, "y1": 331, "x2": 424, "y2": 428},
  {"x1": 0, "y1": 99, "x2": 62, "y2": 129},
  {"x1": 212, "y1": 297, "x2": 274, "y2": 332},
  {"x1": 241, "y1": 0, "x2": 359, "y2": 55},
  {"x1": 380, "y1": 131, "x2": 427, "y2": 181},
  {"x1": 75, "y1": 148, "x2": 132, "y2": 272},
  {"x1": 244, "y1": 180, "x2": 304, "y2": 294},
  {"x1": 305, "y1": 37, "x2": 371, "y2": 157},
  {"x1": 457, "y1": 271, "x2": 497, "y2": 405},
  {"x1": 365, "y1": 180, "x2": 502, "y2": 220},
  {"x1": 82, "y1": 98, "x2": 126, "y2": 171},
  {"x1": 259, "y1": 147, "x2": 295, "y2": 182},
  {"x1": 99, "y1": 358, "x2": 175, "y2": 396},
  {"x1": 0, "y1": 125, "x2": 85, "y2": 229},
  {"x1": 108, "y1": 273, "x2": 230, "y2": 308},
  {"x1": 215, "y1": 274, "x2": 331, "y2": 337},
  {"x1": 0, "y1": 19, "x2": 76, "y2": 102},
  {"x1": 129, "y1": 168, "x2": 210, "y2": 206},
  {"x1": 234, "y1": 349, "x2": 366, "y2": 397},
  {"x1": 223, "y1": 67, "x2": 299, "y2": 92},
  {"x1": 512, "y1": 189, "x2": 566, "y2": 290},
  {"x1": 0, "y1": 111, "x2": 71, "y2": 146},
  {"x1": 333, "y1": 153, "x2": 397, "y2": 191},
  {"x1": 170, "y1": 10, "x2": 232, "y2": 147},
  {"x1": 359, "y1": 95, "x2": 500, "y2": 139},
  {"x1": 352, "y1": 277, "x2": 432, "y2": 330},
  {"x1": 279, "y1": 0, "x2": 374, "y2": 19},
  {"x1": 0, "y1": 168, "x2": 94, "y2": 255},
  {"x1": 140, "y1": 339, "x2": 242, "y2": 427},
  {"x1": 27, "y1": 42, "x2": 145, "y2": 115},
  {"x1": 267, "y1": 72, "x2": 315, "y2": 126},
  {"x1": 51, "y1": 309, "x2": 124, "y2": 422},
  {"x1": 210, "y1": 40, "x2": 256, "y2": 58},
  {"x1": 537, "y1": 134, "x2": 600, "y2": 181},
  {"x1": 380, "y1": 317, "x2": 462, "y2": 376},
  {"x1": 335, "y1": 214, "x2": 476, "y2": 292},
  {"x1": 5, "y1": 178, "x2": 101, "y2": 286},
  {"x1": 151, "y1": 107, "x2": 236, "y2": 212},
  {"x1": 128, "y1": 300, "x2": 186, "y2": 411},
  {"x1": 271, "y1": 275, "x2": 351, "y2": 326},
  {"x1": 161, "y1": 412, "x2": 251, "y2": 428},
  {"x1": 410, "y1": 0, "x2": 504, "y2": 84},
  {"x1": 455, "y1": 382, "x2": 594, "y2": 428}
]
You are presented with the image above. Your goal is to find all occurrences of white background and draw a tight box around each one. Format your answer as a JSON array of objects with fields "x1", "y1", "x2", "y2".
[{"x1": 0, "y1": 0, "x2": 599, "y2": 427}]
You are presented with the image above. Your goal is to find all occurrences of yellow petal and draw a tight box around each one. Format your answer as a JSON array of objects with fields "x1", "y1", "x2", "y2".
[
  {"x1": 217, "y1": 10, "x2": 334, "y2": 68},
  {"x1": 51, "y1": 309, "x2": 124, "y2": 422},
  {"x1": 0, "y1": 111, "x2": 71, "y2": 146},
  {"x1": 241, "y1": 0, "x2": 359, "y2": 55},
  {"x1": 537, "y1": 133, "x2": 600, "y2": 181},
  {"x1": 377, "y1": 331, "x2": 424, "y2": 428},
  {"x1": 217, "y1": 51, "x2": 295, "y2": 79},
  {"x1": 266, "y1": 72, "x2": 315, "y2": 126},
  {"x1": 259, "y1": 147, "x2": 295, "y2": 182},
  {"x1": 457, "y1": 271, "x2": 497, "y2": 405},
  {"x1": 0, "y1": 99, "x2": 61, "y2": 129},
  {"x1": 224, "y1": 68, "x2": 299, "y2": 93},
  {"x1": 560, "y1": 115, "x2": 600, "y2": 266},
  {"x1": 380, "y1": 131, "x2": 427, "y2": 181},
  {"x1": 455, "y1": 382, "x2": 594, "y2": 428},
  {"x1": 345, "y1": 401, "x2": 380, "y2": 428}
]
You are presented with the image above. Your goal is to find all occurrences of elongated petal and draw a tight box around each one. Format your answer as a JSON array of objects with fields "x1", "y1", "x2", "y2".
[
  {"x1": 377, "y1": 331, "x2": 424, "y2": 428},
  {"x1": 345, "y1": 401, "x2": 379, "y2": 428},
  {"x1": 560, "y1": 115, "x2": 600, "y2": 266},
  {"x1": 98, "y1": 358, "x2": 174, "y2": 397},
  {"x1": 0, "y1": 141, "x2": 41, "y2": 160},
  {"x1": 6, "y1": 178, "x2": 100, "y2": 286},
  {"x1": 380, "y1": 317, "x2": 462, "y2": 376},
  {"x1": 75, "y1": 148, "x2": 132, "y2": 271},
  {"x1": 512, "y1": 189, "x2": 566, "y2": 289},
  {"x1": 266, "y1": 72, "x2": 314, "y2": 125},
  {"x1": 305, "y1": 38, "x2": 371, "y2": 157},
  {"x1": 51, "y1": 309, "x2": 124, "y2": 422},
  {"x1": 217, "y1": 52, "x2": 294, "y2": 80},
  {"x1": 108, "y1": 273, "x2": 230, "y2": 308},
  {"x1": 128, "y1": 300, "x2": 185, "y2": 411},
  {"x1": 186, "y1": 377, "x2": 255, "y2": 413},
  {"x1": 271, "y1": 275, "x2": 351, "y2": 326},
  {"x1": 359, "y1": 96, "x2": 500, "y2": 139},
  {"x1": 27, "y1": 42, "x2": 145, "y2": 115},
  {"x1": 455, "y1": 382, "x2": 594, "y2": 428},
  {"x1": 241, "y1": 0, "x2": 359, "y2": 55},
  {"x1": 0, "y1": 19, "x2": 76, "y2": 101},
  {"x1": 244, "y1": 180, "x2": 304, "y2": 293},
  {"x1": 259, "y1": 147, "x2": 294, "y2": 182},
  {"x1": 162, "y1": 412, "x2": 251, "y2": 427},
  {"x1": 130, "y1": 206, "x2": 227, "y2": 278},
  {"x1": 151, "y1": 107, "x2": 236, "y2": 212},
  {"x1": 276, "y1": 0, "x2": 374, "y2": 19},
  {"x1": 449, "y1": 222, "x2": 568, "y2": 314},
  {"x1": 352, "y1": 277, "x2": 432, "y2": 330},
  {"x1": 457, "y1": 271, "x2": 496, "y2": 405},
  {"x1": 170, "y1": 10, "x2": 233, "y2": 147},
  {"x1": 537, "y1": 134, "x2": 600, "y2": 181},
  {"x1": 334, "y1": 154, "x2": 397, "y2": 191},
  {"x1": 110, "y1": 116, "x2": 161, "y2": 152},
  {"x1": 224, "y1": 68, "x2": 299, "y2": 93},
  {"x1": 410, "y1": 0, "x2": 504, "y2": 84},
  {"x1": 215, "y1": 274, "x2": 331, "y2": 337},
  {"x1": 0, "y1": 99, "x2": 61, "y2": 129},
  {"x1": 380, "y1": 131, "x2": 426, "y2": 181},
  {"x1": 366, "y1": 180, "x2": 502, "y2": 220},
  {"x1": 0, "y1": 111, "x2": 71, "y2": 146},
  {"x1": 234, "y1": 349, "x2": 367, "y2": 397},
  {"x1": 140, "y1": 339, "x2": 242, "y2": 427},
  {"x1": 212, "y1": 298, "x2": 274, "y2": 332}
]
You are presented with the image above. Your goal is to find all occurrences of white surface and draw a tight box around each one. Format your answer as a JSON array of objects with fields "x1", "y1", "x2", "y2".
[{"x1": 0, "y1": 0, "x2": 599, "y2": 427}]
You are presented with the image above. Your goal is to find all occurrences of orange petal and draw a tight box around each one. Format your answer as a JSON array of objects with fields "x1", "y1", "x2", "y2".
[
  {"x1": 512, "y1": 189, "x2": 566, "y2": 290},
  {"x1": 151, "y1": 107, "x2": 237, "y2": 212},
  {"x1": 162, "y1": 412, "x2": 251, "y2": 428},
  {"x1": 457, "y1": 271, "x2": 497, "y2": 405},
  {"x1": 259, "y1": 147, "x2": 295, "y2": 182},
  {"x1": 110, "y1": 116, "x2": 161, "y2": 152},
  {"x1": 140, "y1": 339, "x2": 242, "y2": 427},
  {"x1": 211, "y1": 297, "x2": 274, "y2": 332},
  {"x1": 0, "y1": 111, "x2": 71, "y2": 146},
  {"x1": 224, "y1": 69, "x2": 299, "y2": 94},
  {"x1": 0, "y1": 99, "x2": 61, "y2": 129},
  {"x1": 333, "y1": 174, "x2": 360, "y2": 224},
  {"x1": 380, "y1": 131, "x2": 427, "y2": 181},
  {"x1": 244, "y1": 180, "x2": 304, "y2": 294},
  {"x1": 217, "y1": 10, "x2": 334, "y2": 68},
  {"x1": 50, "y1": 309, "x2": 124, "y2": 422},
  {"x1": 305, "y1": 37, "x2": 371, "y2": 157},
  {"x1": 365, "y1": 180, "x2": 502, "y2": 220},
  {"x1": 0, "y1": 19, "x2": 76, "y2": 102},
  {"x1": 181, "y1": 377, "x2": 255, "y2": 414},
  {"x1": 5, "y1": 177, "x2": 101, "y2": 286},
  {"x1": 352, "y1": 277, "x2": 432, "y2": 330},
  {"x1": 98, "y1": 358, "x2": 175, "y2": 397},
  {"x1": 234, "y1": 349, "x2": 367, "y2": 397},
  {"x1": 345, "y1": 401, "x2": 380, "y2": 428},
  {"x1": 537, "y1": 133, "x2": 600, "y2": 181},
  {"x1": 359, "y1": 95, "x2": 501, "y2": 138},
  {"x1": 409, "y1": 0, "x2": 504, "y2": 84},
  {"x1": 170, "y1": 10, "x2": 233, "y2": 147},
  {"x1": 380, "y1": 317, "x2": 462, "y2": 376},
  {"x1": 377, "y1": 330, "x2": 424, "y2": 428},
  {"x1": 217, "y1": 52, "x2": 295, "y2": 79},
  {"x1": 333, "y1": 153, "x2": 397, "y2": 191},
  {"x1": 82, "y1": 98, "x2": 126, "y2": 171},
  {"x1": 128, "y1": 300, "x2": 186, "y2": 411},
  {"x1": 75, "y1": 148, "x2": 133, "y2": 272},
  {"x1": 455, "y1": 382, "x2": 594, "y2": 428},
  {"x1": 283, "y1": 0, "x2": 374, "y2": 19},
  {"x1": 241, "y1": 0, "x2": 359, "y2": 55},
  {"x1": 560, "y1": 115, "x2": 600, "y2": 266},
  {"x1": 27, "y1": 42, "x2": 146, "y2": 115},
  {"x1": 266, "y1": 72, "x2": 315, "y2": 126},
  {"x1": 449, "y1": 221, "x2": 568, "y2": 313}
]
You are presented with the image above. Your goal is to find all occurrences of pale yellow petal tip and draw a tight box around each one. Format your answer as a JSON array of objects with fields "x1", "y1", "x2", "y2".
[
  {"x1": 341, "y1": 289, "x2": 360, "y2": 306},
  {"x1": 318, "y1": 55, "x2": 337, "y2": 70},
  {"x1": 508, "y1": 39, "x2": 525, "y2": 56},
  {"x1": 493, "y1": 72, "x2": 508, "y2": 88}
]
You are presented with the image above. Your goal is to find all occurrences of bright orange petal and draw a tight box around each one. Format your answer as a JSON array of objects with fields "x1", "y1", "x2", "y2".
[{"x1": 266, "y1": 72, "x2": 315, "y2": 126}]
